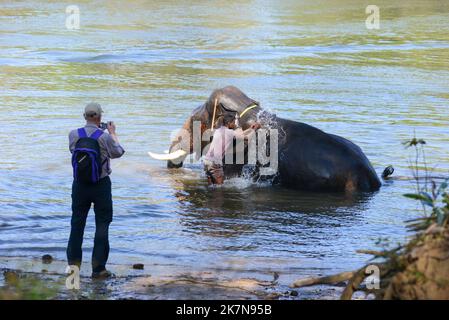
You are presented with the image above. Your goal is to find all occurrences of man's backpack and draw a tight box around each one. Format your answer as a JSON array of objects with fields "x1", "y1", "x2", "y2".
[{"x1": 72, "y1": 128, "x2": 104, "y2": 184}]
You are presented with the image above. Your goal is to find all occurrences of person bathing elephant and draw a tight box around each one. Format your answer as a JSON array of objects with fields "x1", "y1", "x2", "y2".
[
  {"x1": 203, "y1": 113, "x2": 261, "y2": 185},
  {"x1": 149, "y1": 86, "x2": 382, "y2": 193}
]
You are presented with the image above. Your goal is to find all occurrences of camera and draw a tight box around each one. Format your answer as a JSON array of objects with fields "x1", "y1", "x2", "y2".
[{"x1": 99, "y1": 121, "x2": 111, "y2": 130}]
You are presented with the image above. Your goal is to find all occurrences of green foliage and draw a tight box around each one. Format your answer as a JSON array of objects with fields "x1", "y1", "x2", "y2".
[
  {"x1": 404, "y1": 192, "x2": 433, "y2": 207},
  {"x1": 405, "y1": 182, "x2": 449, "y2": 226},
  {"x1": 403, "y1": 137, "x2": 449, "y2": 227},
  {"x1": 0, "y1": 271, "x2": 58, "y2": 300}
]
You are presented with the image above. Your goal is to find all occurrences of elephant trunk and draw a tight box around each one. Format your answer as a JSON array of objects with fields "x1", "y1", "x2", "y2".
[{"x1": 167, "y1": 116, "x2": 194, "y2": 168}]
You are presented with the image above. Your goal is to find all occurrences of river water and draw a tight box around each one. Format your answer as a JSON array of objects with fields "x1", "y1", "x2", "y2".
[{"x1": 0, "y1": 0, "x2": 448, "y2": 290}]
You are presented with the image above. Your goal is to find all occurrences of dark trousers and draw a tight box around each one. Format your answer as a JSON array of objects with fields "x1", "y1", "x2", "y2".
[{"x1": 67, "y1": 176, "x2": 113, "y2": 273}]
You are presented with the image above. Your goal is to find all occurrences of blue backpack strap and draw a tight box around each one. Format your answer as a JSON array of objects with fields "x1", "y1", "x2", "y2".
[
  {"x1": 89, "y1": 129, "x2": 104, "y2": 140},
  {"x1": 77, "y1": 128, "x2": 87, "y2": 138}
]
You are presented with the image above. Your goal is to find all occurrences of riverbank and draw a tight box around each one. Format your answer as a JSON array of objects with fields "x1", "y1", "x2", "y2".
[{"x1": 0, "y1": 256, "x2": 343, "y2": 300}]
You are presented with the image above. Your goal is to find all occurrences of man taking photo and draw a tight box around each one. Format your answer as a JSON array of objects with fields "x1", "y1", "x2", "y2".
[{"x1": 67, "y1": 102, "x2": 125, "y2": 279}]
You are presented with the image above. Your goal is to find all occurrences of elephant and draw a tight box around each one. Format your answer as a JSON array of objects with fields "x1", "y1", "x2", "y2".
[{"x1": 151, "y1": 86, "x2": 382, "y2": 193}]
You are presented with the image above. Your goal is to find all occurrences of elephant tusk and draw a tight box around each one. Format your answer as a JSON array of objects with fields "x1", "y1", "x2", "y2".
[{"x1": 148, "y1": 149, "x2": 188, "y2": 161}]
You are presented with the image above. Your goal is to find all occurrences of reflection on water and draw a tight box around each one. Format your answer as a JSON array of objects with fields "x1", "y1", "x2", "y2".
[
  {"x1": 176, "y1": 181, "x2": 372, "y2": 236},
  {"x1": 0, "y1": 0, "x2": 449, "y2": 285}
]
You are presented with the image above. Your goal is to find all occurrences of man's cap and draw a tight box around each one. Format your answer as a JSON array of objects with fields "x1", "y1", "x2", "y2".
[{"x1": 84, "y1": 102, "x2": 103, "y2": 116}]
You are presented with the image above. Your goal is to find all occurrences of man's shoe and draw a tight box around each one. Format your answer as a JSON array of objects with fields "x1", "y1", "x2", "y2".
[{"x1": 91, "y1": 270, "x2": 114, "y2": 279}]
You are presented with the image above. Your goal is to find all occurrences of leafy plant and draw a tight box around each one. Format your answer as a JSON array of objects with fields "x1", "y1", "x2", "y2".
[
  {"x1": 403, "y1": 137, "x2": 448, "y2": 227},
  {"x1": 0, "y1": 271, "x2": 58, "y2": 300}
]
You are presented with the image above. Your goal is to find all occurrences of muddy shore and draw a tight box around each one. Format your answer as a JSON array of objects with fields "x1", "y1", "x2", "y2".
[{"x1": 0, "y1": 256, "x2": 343, "y2": 300}]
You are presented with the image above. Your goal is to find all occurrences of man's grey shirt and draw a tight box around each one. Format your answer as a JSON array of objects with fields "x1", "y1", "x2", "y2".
[{"x1": 69, "y1": 123, "x2": 125, "y2": 179}]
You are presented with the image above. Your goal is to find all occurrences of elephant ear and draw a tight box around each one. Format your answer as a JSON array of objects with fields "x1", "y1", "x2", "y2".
[{"x1": 190, "y1": 104, "x2": 212, "y2": 127}]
